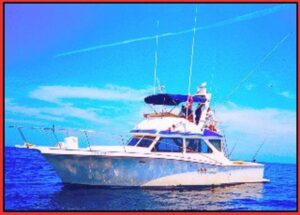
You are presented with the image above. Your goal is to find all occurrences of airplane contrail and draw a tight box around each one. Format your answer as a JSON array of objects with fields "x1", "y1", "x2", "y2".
[{"x1": 55, "y1": 4, "x2": 289, "y2": 58}]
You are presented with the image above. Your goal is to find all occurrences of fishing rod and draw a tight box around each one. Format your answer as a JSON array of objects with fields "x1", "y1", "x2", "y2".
[
  {"x1": 252, "y1": 139, "x2": 266, "y2": 162},
  {"x1": 228, "y1": 137, "x2": 240, "y2": 158}
]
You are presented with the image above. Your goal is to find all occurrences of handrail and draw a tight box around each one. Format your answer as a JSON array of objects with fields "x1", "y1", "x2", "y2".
[{"x1": 144, "y1": 112, "x2": 178, "y2": 118}]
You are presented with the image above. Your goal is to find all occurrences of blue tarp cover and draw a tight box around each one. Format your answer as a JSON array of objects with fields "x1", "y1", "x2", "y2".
[
  {"x1": 130, "y1": 129, "x2": 222, "y2": 138},
  {"x1": 144, "y1": 94, "x2": 206, "y2": 106},
  {"x1": 159, "y1": 130, "x2": 223, "y2": 138},
  {"x1": 130, "y1": 129, "x2": 157, "y2": 134}
]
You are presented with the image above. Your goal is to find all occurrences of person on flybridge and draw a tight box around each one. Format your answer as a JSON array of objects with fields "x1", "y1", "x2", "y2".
[
  {"x1": 194, "y1": 82, "x2": 207, "y2": 124},
  {"x1": 178, "y1": 96, "x2": 193, "y2": 121},
  {"x1": 194, "y1": 83, "x2": 217, "y2": 131},
  {"x1": 177, "y1": 82, "x2": 216, "y2": 131}
]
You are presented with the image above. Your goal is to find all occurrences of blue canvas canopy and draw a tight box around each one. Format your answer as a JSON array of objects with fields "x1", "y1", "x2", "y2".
[{"x1": 144, "y1": 94, "x2": 206, "y2": 106}]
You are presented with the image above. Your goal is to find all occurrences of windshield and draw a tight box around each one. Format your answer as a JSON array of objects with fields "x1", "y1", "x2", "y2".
[
  {"x1": 137, "y1": 136, "x2": 155, "y2": 148},
  {"x1": 186, "y1": 139, "x2": 212, "y2": 153},
  {"x1": 127, "y1": 137, "x2": 141, "y2": 146},
  {"x1": 152, "y1": 137, "x2": 183, "y2": 152},
  {"x1": 209, "y1": 139, "x2": 222, "y2": 151}
]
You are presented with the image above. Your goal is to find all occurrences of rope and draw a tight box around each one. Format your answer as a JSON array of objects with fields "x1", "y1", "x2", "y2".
[{"x1": 223, "y1": 32, "x2": 291, "y2": 103}]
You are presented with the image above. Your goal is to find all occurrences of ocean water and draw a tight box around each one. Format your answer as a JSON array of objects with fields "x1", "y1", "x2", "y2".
[{"x1": 4, "y1": 147, "x2": 297, "y2": 211}]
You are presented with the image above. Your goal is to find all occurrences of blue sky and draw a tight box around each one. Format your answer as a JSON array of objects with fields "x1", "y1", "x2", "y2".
[{"x1": 5, "y1": 3, "x2": 296, "y2": 163}]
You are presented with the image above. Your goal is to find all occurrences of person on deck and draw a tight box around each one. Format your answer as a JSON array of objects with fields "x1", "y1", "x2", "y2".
[
  {"x1": 178, "y1": 105, "x2": 193, "y2": 122},
  {"x1": 186, "y1": 107, "x2": 194, "y2": 123},
  {"x1": 178, "y1": 105, "x2": 187, "y2": 118},
  {"x1": 206, "y1": 108, "x2": 217, "y2": 131},
  {"x1": 186, "y1": 96, "x2": 194, "y2": 123},
  {"x1": 195, "y1": 103, "x2": 205, "y2": 125}
]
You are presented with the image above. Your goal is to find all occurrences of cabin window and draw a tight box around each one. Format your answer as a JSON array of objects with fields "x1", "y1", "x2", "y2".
[
  {"x1": 152, "y1": 138, "x2": 183, "y2": 152},
  {"x1": 127, "y1": 137, "x2": 141, "y2": 146},
  {"x1": 186, "y1": 139, "x2": 212, "y2": 153},
  {"x1": 137, "y1": 136, "x2": 155, "y2": 148},
  {"x1": 209, "y1": 139, "x2": 222, "y2": 152}
]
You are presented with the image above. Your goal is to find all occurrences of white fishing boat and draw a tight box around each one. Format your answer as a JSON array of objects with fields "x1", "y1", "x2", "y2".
[
  {"x1": 11, "y1": 7, "x2": 272, "y2": 187},
  {"x1": 13, "y1": 83, "x2": 269, "y2": 187}
]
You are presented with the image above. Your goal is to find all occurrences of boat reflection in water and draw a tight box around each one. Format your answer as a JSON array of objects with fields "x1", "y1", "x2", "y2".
[
  {"x1": 50, "y1": 183, "x2": 263, "y2": 210},
  {"x1": 142, "y1": 183, "x2": 263, "y2": 210}
]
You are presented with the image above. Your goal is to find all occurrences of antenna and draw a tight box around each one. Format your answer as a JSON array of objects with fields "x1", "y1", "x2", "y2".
[
  {"x1": 187, "y1": 6, "x2": 198, "y2": 96},
  {"x1": 156, "y1": 77, "x2": 164, "y2": 93},
  {"x1": 153, "y1": 20, "x2": 159, "y2": 95}
]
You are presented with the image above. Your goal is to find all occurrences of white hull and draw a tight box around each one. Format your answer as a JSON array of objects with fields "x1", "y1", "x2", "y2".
[{"x1": 39, "y1": 149, "x2": 267, "y2": 187}]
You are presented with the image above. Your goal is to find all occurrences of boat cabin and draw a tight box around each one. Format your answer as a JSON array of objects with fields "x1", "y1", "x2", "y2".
[{"x1": 127, "y1": 134, "x2": 223, "y2": 154}]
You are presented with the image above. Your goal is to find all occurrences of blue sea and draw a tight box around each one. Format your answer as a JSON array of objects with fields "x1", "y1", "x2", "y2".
[{"x1": 4, "y1": 147, "x2": 297, "y2": 211}]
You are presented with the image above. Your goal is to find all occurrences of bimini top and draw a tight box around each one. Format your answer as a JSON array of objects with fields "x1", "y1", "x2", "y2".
[{"x1": 144, "y1": 94, "x2": 207, "y2": 106}]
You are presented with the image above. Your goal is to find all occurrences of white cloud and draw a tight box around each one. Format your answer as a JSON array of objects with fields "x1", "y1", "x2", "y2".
[
  {"x1": 29, "y1": 84, "x2": 152, "y2": 104},
  {"x1": 215, "y1": 103, "x2": 296, "y2": 162},
  {"x1": 216, "y1": 104, "x2": 296, "y2": 136},
  {"x1": 6, "y1": 84, "x2": 152, "y2": 127},
  {"x1": 5, "y1": 118, "x2": 45, "y2": 126},
  {"x1": 278, "y1": 91, "x2": 294, "y2": 99},
  {"x1": 6, "y1": 83, "x2": 152, "y2": 130},
  {"x1": 5, "y1": 98, "x2": 108, "y2": 124},
  {"x1": 245, "y1": 83, "x2": 255, "y2": 91}
]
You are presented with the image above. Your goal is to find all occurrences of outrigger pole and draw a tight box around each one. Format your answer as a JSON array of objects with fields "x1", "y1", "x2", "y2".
[
  {"x1": 186, "y1": 6, "x2": 198, "y2": 119},
  {"x1": 223, "y1": 32, "x2": 291, "y2": 103},
  {"x1": 153, "y1": 20, "x2": 159, "y2": 95},
  {"x1": 187, "y1": 6, "x2": 198, "y2": 96}
]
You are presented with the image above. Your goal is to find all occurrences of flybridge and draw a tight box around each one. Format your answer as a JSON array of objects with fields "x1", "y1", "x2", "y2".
[{"x1": 141, "y1": 82, "x2": 216, "y2": 133}]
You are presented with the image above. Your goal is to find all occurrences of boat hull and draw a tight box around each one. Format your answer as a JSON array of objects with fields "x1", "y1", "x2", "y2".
[{"x1": 42, "y1": 153, "x2": 267, "y2": 187}]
